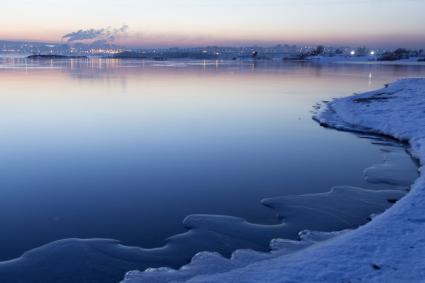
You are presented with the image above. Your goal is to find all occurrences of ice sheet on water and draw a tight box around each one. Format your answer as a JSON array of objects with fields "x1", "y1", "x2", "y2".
[
  {"x1": 364, "y1": 150, "x2": 418, "y2": 187},
  {"x1": 122, "y1": 230, "x2": 349, "y2": 283},
  {"x1": 0, "y1": 183, "x2": 405, "y2": 283},
  {"x1": 262, "y1": 186, "x2": 405, "y2": 230}
]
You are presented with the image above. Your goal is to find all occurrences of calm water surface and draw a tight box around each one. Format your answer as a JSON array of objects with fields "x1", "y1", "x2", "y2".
[{"x1": 0, "y1": 58, "x2": 423, "y2": 260}]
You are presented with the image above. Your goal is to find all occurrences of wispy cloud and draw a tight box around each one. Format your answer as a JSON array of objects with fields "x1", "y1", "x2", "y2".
[{"x1": 62, "y1": 25, "x2": 129, "y2": 43}]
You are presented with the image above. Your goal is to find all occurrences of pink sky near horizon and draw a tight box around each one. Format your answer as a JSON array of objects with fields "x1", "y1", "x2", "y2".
[{"x1": 1, "y1": 0, "x2": 424, "y2": 48}]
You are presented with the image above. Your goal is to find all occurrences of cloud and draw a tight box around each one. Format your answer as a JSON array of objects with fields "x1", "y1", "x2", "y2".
[{"x1": 62, "y1": 25, "x2": 129, "y2": 43}]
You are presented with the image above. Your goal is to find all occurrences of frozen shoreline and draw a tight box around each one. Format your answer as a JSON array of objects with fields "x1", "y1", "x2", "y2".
[{"x1": 123, "y1": 78, "x2": 425, "y2": 282}]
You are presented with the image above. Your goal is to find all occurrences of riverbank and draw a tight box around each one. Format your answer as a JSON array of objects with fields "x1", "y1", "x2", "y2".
[{"x1": 123, "y1": 78, "x2": 425, "y2": 282}]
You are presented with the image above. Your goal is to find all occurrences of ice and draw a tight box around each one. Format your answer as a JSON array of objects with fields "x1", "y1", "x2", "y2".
[
  {"x1": 364, "y1": 150, "x2": 418, "y2": 187},
  {"x1": 0, "y1": 186, "x2": 406, "y2": 283},
  {"x1": 115, "y1": 185, "x2": 407, "y2": 283},
  {"x1": 263, "y1": 186, "x2": 406, "y2": 230},
  {"x1": 122, "y1": 230, "x2": 347, "y2": 283}
]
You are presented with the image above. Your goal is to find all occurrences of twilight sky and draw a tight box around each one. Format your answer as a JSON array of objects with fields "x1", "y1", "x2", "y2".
[{"x1": 1, "y1": 0, "x2": 424, "y2": 48}]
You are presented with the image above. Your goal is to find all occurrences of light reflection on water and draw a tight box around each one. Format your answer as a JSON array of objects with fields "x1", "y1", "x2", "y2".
[{"x1": 0, "y1": 58, "x2": 423, "y2": 260}]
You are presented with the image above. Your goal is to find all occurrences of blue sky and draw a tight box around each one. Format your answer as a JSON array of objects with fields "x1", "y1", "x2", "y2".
[{"x1": 1, "y1": 0, "x2": 424, "y2": 47}]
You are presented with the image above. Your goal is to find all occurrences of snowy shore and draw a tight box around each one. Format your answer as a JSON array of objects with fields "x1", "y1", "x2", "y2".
[
  {"x1": 283, "y1": 55, "x2": 425, "y2": 66},
  {"x1": 123, "y1": 78, "x2": 425, "y2": 283}
]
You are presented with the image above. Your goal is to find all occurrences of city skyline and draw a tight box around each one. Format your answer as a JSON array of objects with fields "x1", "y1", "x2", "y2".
[{"x1": 1, "y1": 0, "x2": 425, "y2": 48}]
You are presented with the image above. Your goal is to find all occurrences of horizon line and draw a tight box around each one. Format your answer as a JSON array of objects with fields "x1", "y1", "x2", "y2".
[{"x1": 1, "y1": 37, "x2": 423, "y2": 50}]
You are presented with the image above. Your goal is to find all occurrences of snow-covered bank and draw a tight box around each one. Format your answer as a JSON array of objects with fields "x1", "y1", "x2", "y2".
[
  {"x1": 123, "y1": 79, "x2": 425, "y2": 283},
  {"x1": 303, "y1": 55, "x2": 425, "y2": 65}
]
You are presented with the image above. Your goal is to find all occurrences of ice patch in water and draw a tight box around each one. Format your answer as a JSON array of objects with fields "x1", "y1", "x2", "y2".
[
  {"x1": 364, "y1": 150, "x2": 418, "y2": 187},
  {"x1": 122, "y1": 230, "x2": 348, "y2": 283},
  {"x1": 0, "y1": 185, "x2": 405, "y2": 283},
  {"x1": 262, "y1": 186, "x2": 405, "y2": 231}
]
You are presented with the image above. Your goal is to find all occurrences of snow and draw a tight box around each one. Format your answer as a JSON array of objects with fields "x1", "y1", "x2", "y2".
[
  {"x1": 305, "y1": 55, "x2": 425, "y2": 65},
  {"x1": 122, "y1": 78, "x2": 425, "y2": 283}
]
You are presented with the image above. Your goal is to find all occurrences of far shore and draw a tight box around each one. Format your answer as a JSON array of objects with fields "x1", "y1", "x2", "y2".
[{"x1": 26, "y1": 54, "x2": 88, "y2": 60}]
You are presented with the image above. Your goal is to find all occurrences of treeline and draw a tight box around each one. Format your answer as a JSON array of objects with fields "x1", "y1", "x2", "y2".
[{"x1": 378, "y1": 48, "x2": 423, "y2": 61}]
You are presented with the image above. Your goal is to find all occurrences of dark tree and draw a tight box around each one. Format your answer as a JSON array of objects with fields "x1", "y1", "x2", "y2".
[{"x1": 315, "y1": 45, "x2": 325, "y2": 55}]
